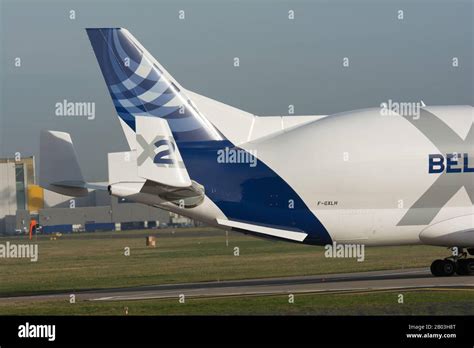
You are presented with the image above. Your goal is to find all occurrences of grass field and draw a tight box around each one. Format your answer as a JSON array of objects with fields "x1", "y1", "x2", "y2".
[
  {"x1": 1, "y1": 227, "x2": 470, "y2": 315},
  {"x1": 0, "y1": 227, "x2": 448, "y2": 296},
  {"x1": 0, "y1": 290, "x2": 472, "y2": 315}
]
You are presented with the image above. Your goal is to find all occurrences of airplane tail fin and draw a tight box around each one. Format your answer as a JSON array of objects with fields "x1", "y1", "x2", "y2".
[
  {"x1": 86, "y1": 28, "x2": 224, "y2": 143},
  {"x1": 39, "y1": 131, "x2": 88, "y2": 196},
  {"x1": 39, "y1": 131, "x2": 107, "y2": 196}
]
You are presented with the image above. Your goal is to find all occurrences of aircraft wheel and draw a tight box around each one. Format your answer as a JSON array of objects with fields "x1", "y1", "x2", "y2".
[
  {"x1": 456, "y1": 259, "x2": 474, "y2": 276},
  {"x1": 431, "y1": 259, "x2": 455, "y2": 277}
]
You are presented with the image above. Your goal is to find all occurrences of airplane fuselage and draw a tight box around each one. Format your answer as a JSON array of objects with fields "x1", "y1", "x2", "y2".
[{"x1": 109, "y1": 105, "x2": 473, "y2": 247}]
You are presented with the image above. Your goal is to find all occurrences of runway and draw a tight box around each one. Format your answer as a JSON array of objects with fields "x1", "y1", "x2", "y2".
[{"x1": 0, "y1": 267, "x2": 472, "y2": 303}]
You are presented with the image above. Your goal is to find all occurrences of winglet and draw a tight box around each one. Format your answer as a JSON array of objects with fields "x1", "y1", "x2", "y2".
[{"x1": 135, "y1": 116, "x2": 192, "y2": 188}]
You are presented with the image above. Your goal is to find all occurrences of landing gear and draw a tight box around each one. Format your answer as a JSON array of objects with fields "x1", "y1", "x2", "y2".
[
  {"x1": 430, "y1": 259, "x2": 456, "y2": 277},
  {"x1": 430, "y1": 247, "x2": 474, "y2": 277},
  {"x1": 456, "y1": 259, "x2": 474, "y2": 275}
]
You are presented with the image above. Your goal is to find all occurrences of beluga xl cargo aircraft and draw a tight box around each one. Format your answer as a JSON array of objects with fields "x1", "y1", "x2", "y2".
[{"x1": 40, "y1": 28, "x2": 474, "y2": 277}]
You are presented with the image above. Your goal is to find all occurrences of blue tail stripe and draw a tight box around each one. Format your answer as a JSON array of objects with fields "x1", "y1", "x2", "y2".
[{"x1": 179, "y1": 141, "x2": 332, "y2": 245}]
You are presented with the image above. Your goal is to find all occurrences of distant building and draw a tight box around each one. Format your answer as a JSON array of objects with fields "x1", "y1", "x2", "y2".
[{"x1": 0, "y1": 156, "x2": 37, "y2": 233}]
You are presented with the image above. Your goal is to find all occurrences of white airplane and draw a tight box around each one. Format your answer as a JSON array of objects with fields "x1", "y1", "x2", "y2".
[{"x1": 40, "y1": 28, "x2": 474, "y2": 277}]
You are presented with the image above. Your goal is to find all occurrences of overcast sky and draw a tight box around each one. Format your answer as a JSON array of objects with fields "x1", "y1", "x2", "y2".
[{"x1": 0, "y1": 0, "x2": 472, "y2": 180}]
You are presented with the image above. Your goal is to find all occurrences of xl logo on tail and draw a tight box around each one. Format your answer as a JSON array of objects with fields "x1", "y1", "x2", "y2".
[
  {"x1": 136, "y1": 134, "x2": 184, "y2": 168},
  {"x1": 135, "y1": 116, "x2": 191, "y2": 187}
]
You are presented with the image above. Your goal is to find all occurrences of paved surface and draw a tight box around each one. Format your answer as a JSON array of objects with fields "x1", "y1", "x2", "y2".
[{"x1": 1, "y1": 267, "x2": 473, "y2": 302}]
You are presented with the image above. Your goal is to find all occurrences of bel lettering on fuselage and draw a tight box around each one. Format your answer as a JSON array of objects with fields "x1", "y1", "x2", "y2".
[{"x1": 429, "y1": 153, "x2": 474, "y2": 174}]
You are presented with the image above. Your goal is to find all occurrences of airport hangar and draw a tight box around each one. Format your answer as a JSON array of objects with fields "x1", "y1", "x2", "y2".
[{"x1": 0, "y1": 156, "x2": 194, "y2": 235}]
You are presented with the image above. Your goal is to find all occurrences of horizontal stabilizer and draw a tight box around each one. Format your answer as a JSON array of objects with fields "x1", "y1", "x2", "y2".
[{"x1": 136, "y1": 116, "x2": 192, "y2": 188}]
